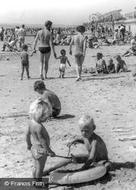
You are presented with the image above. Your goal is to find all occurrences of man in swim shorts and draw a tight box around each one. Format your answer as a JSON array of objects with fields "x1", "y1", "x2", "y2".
[{"x1": 33, "y1": 20, "x2": 57, "y2": 80}]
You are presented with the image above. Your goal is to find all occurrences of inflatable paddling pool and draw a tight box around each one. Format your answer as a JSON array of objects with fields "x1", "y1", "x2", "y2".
[{"x1": 49, "y1": 163, "x2": 108, "y2": 185}]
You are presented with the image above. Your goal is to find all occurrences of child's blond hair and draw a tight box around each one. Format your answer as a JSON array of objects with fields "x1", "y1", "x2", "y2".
[
  {"x1": 78, "y1": 114, "x2": 96, "y2": 131},
  {"x1": 29, "y1": 99, "x2": 52, "y2": 122}
]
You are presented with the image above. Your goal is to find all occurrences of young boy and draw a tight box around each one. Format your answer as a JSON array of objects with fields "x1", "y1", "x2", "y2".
[
  {"x1": 115, "y1": 55, "x2": 128, "y2": 73},
  {"x1": 107, "y1": 58, "x2": 116, "y2": 73},
  {"x1": 26, "y1": 99, "x2": 55, "y2": 180},
  {"x1": 68, "y1": 114, "x2": 108, "y2": 169},
  {"x1": 34, "y1": 80, "x2": 61, "y2": 118},
  {"x1": 96, "y1": 53, "x2": 108, "y2": 74},
  {"x1": 20, "y1": 44, "x2": 30, "y2": 80},
  {"x1": 56, "y1": 49, "x2": 71, "y2": 78},
  {"x1": 69, "y1": 25, "x2": 87, "y2": 81}
]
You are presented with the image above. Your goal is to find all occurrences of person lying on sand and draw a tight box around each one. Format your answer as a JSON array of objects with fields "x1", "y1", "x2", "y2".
[
  {"x1": 115, "y1": 55, "x2": 128, "y2": 73},
  {"x1": 34, "y1": 80, "x2": 61, "y2": 118},
  {"x1": 26, "y1": 99, "x2": 56, "y2": 180},
  {"x1": 68, "y1": 114, "x2": 109, "y2": 169},
  {"x1": 96, "y1": 53, "x2": 108, "y2": 74}
]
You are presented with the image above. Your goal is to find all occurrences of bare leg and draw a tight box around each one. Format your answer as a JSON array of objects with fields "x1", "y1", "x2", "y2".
[
  {"x1": 75, "y1": 55, "x2": 84, "y2": 81},
  {"x1": 21, "y1": 65, "x2": 25, "y2": 80},
  {"x1": 26, "y1": 66, "x2": 30, "y2": 79},
  {"x1": 39, "y1": 53, "x2": 44, "y2": 80},
  {"x1": 34, "y1": 156, "x2": 47, "y2": 179},
  {"x1": 44, "y1": 51, "x2": 51, "y2": 79}
]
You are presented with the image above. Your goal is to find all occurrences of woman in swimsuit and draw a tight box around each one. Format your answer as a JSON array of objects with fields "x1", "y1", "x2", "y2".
[{"x1": 33, "y1": 20, "x2": 56, "y2": 80}]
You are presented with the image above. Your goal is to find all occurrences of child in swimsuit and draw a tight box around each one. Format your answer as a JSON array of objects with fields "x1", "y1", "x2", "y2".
[
  {"x1": 26, "y1": 99, "x2": 56, "y2": 180},
  {"x1": 34, "y1": 80, "x2": 61, "y2": 118},
  {"x1": 56, "y1": 49, "x2": 71, "y2": 78},
  {"x1": 68, "y1": 114, "x2": 108, "y2": 169},
  {"x1": 20, "y1": 44, "x2": 30, "y2": 80},
  {"x1": 115, "y1": 55, "x2": 128, "y2": 73},
  {"x1": 96, "y1": 52, "x2": 108, "y2": 74}
]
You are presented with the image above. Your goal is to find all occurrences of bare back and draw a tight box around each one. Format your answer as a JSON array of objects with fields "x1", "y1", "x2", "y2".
[
  {"x1": 73, "y1": 33, "x2": 86, "y2": 55},
  {"x1": 37, "y1": 28, "x2": 51, "y2": 47},
  {"x1": 29, "y1": 120, "x2": 50, "y2": 148}
]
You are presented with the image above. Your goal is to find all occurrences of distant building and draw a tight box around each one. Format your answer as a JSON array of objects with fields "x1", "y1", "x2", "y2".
[{"x1": 124, "y1": 11, "x2": 136, "y2": 19}]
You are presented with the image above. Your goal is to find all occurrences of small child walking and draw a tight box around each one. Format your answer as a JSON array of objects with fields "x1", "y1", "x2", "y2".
[
  {"x1": 26, "y1": 99, "x2": 56, "y2": 180},
  {"x1": 56, "y1": 49, "x2": 71, "y2": 78},
  {"x1": 20, "y1": 44, "x2": 30, "y2": 80}
]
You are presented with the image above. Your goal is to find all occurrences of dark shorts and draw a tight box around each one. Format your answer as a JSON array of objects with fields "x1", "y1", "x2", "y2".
[
  {"x1": 39, "y1": 47, "x2": 51, "y2": 54},
  {"x1": 52, "y1": 107, "x2": 61, "y2": 118}
]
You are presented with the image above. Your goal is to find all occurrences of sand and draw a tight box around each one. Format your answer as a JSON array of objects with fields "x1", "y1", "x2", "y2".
[{"x1": 1, "y1": 38, "x2": 136, "y2": 189}]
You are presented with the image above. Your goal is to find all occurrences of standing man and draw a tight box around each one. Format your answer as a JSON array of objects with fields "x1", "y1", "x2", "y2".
[{"x1": 33, "y1": 20, "x2": 56, "y2": 80}]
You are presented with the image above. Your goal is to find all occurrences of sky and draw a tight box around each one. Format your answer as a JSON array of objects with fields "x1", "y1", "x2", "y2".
[{"x1": 0, "y1": 0, "x2": 136, "y2": 26}]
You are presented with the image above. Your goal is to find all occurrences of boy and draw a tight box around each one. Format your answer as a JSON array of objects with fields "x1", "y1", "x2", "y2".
[
  {"x1": 96, "y1": 53, "x2": 108, "y2": 74},
  {"x1": 20, "y1": 44, "x2": 30, "y2": 80},
  {"x1": 115, "y1": 55, "x2": 127, "y2": 73},
  {"x1": 26, "y1": 99, "x2": 55, "y2": 180},
  {"x1": 68, "y1": 114, "x2": 108, "y2": 169},
  {"x1": 56, "y1": 49, "x2": 71, "y2": 78},
  {"x1": 34, "y1": 80, "x2": 61, "y2": 118},
  {"x1": 107, "y1": 58, "x2": 116, "y2": 73},
  {"x1": 69, "y1": 25, "x2": 87, "y2": 81}
]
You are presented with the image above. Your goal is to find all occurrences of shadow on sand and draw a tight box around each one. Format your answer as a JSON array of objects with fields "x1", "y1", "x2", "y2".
[{"x1": 55, "y1": 114, "x2": 75, "y2": 120}]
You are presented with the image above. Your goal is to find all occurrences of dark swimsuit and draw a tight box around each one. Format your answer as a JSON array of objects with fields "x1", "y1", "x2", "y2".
[{"x1": 39, "y1": 47, "x2": 51, "y2": 54}]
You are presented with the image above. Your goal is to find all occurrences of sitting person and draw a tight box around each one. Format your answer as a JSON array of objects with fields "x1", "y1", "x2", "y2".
[
  {"x1": 115, "y1": 55, "x2": 128, "y2": 73},
  {"x1": 107, "y1": 58, "x2": 116, "y2": 73},
  {"x1": 96, "y1": 53, "x2": 108, "y2": 74},
  {"x1": 34, "y1": 80, "x2": 61, "y2": 118},
  {"x1": 68, "y1": 114, "x2": 109, "y2": 169},
  {"x1": 123, "y1": 35, "x2": 136, "y2": 57},
  {"x1": 2, "y1": 38, "x2": 18, "y2": 52}
]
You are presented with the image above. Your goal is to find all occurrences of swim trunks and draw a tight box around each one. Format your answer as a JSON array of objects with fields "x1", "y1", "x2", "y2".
[
  {"x1": 39, "y1": 47, "x2": 51, "y2": 54},
  {"x1": 59, "y1": 64, "x2": 66, "y2": 72},
  {"x1": 31, "y1": 145, "x2": 47, "y2": 160}
]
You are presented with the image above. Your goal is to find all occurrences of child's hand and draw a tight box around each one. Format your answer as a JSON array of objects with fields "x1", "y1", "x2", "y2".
[{"x1": 48, "y1": 150, "x2": 56, "y2": 157}]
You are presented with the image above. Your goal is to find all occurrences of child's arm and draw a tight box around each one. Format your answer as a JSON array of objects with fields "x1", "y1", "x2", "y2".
[
  {"x1": 82, "y1": 140, "x2": 97, "y2": 169},
  {"x1": 40, "y1": 126, "x2": 56, "y2": 157},
  {"x1": 55, "y1": 56, "x2": 61, "y2": 60},
  {"x1": 26, "y1": 125, "x2": 32, "y2": 150}
]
